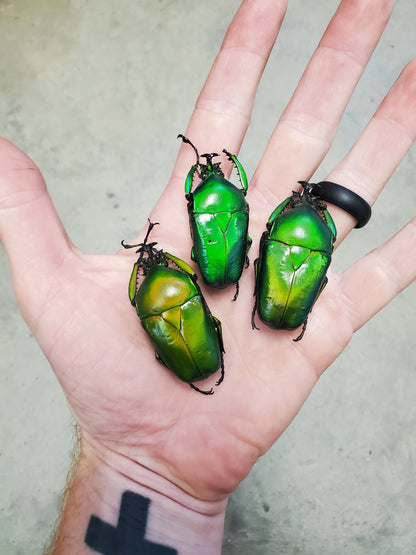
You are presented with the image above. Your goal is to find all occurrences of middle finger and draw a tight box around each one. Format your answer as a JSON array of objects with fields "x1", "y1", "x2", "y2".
[{"x1": 251, "y1": 0, "x2": 395, "y2": 212}]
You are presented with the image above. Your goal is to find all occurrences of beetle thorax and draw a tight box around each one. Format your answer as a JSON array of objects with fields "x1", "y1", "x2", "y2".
[
  {"x1": 270, "y1": 204, "x2": 334, "y2": 252},
  {"x1": 136, "y1": 265, "x2": 197, "y2": 317},
  {"x1": 192, "y1": 175, "x2": 247, "y2": 214}
]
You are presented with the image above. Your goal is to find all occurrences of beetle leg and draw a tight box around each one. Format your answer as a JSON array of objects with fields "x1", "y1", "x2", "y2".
[
  {"x1": 293, "y1": 317, "x2": 308, "y2": 342},
  {"x1": 215, "y1": 347, "x2": 225, "y2": 387},
  {"x1": 251, "y1": 300, "x2": 260, "y2": 330},
  {"x1": 222, "y1": 149, "x2": 248, "y2": 193},
  {"x1": 293, "y1": 276, "x2": 328, "y2": 342},
  {"x1": 322, "y1": 208, "x2": 337, "y2": 240},
  {"x1": 128, "y1": 262, "x2": 139, "y2": 304},
  {"x1": 251, "y1": 258, "x2": 261, "y2": 330},
  {"x1": 165, "y1": 252, "x2": 197, "y2": 278},
  {"x1": 253, "y1": 257, "x2": 259, "y2": 291},
  {"x1": 232, "y1": 281, "x2": 239, "y2": 302},
  {"x1": 178, "y1": 134, "x2": 202, "y2": 192},
  {"x1": 211, "y1": 315, "x2": 225, "y2": 387},
  {"x1": 268, "y1": 197, "x2": 292, "y2": 224},
  {"x1": 184, "y1": 165, "x2": 198, "y2": 195},
  {"x1": 178, "y1": 134, "x2": 200, "y2": 165},
  {"x1": 251, "y1": 301, "x2": 260, "y2": 330},
  {"x1": 212, "y1": 316, "x2": 225, "y2": 354},
  {"x1": 189, "y1": 383, "x2": 214, "y2": 395},
  {"x1": 156, "y1": 354, "x2": 214, "y2": 394},
  {"x1": 155, "y1": 351, "x2": 169, "y2": 367},
  {"x1": 245, "y1": 236, "x2": 252, "y2": 268}
]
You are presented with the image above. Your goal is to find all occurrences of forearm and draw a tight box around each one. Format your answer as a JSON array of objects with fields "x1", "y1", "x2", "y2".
[{"x1": 49, "y1": 438, "x2": 227, "y2": 555}]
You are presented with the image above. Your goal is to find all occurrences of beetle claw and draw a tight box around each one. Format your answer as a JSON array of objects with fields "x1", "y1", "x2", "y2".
[
  {"x1": 189, "y1": 383, "x2": 214, "y2": 395},
  {"x1": 215, "y1": 356, "x2": 225, "y2": 387},
  {"x1": 251, "y1": 302, "x2": 260, "y2": 330},
  {"x1": 232, "y1": 282, "x2": 239, "y2": 302},
  {"x1": 293, "y1": 318, "x2": 308, "y2": 342}
]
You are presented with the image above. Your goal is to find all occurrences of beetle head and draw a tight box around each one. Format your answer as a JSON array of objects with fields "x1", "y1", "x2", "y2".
[
  {"x1": 122, "y1": 220, "x2": 168, "y2": 275},
  {"x1": 295, "y1": 181, "x2": 329, "y2": 217},
  {"x1": 199, "y1": 153, "x2": 223, "y2": 179},
  {"x1": 135, "y1": 244, "x2": 167, "y2": 276},
  {"x1": 298, "y1": 180, "x2": 315, "y2": 197},
  {"x1": 178, "y1": 135, "x2": 225, "y2": 180}
]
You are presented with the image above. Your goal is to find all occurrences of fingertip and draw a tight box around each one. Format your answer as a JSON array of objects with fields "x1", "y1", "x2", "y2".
[
  {"x1": 227, "y1": 0, "x2": 287, "y2": 57},
  {"x1": 381, "y1": 58, "x2": 416, "y2": 141},
  {"x1": 0, "y1": 137, "x2": 40, "y2": 171}
]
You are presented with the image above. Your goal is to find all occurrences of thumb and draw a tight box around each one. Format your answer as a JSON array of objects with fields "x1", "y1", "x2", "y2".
[{"x1": 0, "y1": 138, "x2": 73, "y2": 323}]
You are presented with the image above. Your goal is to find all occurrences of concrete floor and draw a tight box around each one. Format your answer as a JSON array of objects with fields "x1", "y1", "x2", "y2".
[{"x1": 1, "y1": 1, "x2": 415, "y2": 553}]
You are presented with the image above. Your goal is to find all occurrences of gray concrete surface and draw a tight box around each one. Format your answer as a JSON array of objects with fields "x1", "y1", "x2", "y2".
[{"x1": 0, "y1": 1, "x2": 415, "y2": 553}]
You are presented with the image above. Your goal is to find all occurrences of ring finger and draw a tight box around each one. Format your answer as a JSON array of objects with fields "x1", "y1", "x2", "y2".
[
  {"x1": 325, "y1": 59, "x2": 416, "y2": 242},
  {"x1": 250, "y1": 0, "x2": 395, "y2": 213}
]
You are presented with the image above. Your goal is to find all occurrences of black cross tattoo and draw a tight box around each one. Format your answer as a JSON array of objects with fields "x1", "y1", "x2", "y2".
[{"x1": 85, "y1": 491, "x2": 178, "y2": 554}]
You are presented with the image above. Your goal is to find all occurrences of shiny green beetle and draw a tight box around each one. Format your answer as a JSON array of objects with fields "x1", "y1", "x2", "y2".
[
  {"x1": 252, "y1": 182, "x2": 337, "y2": 341},
  {"x1": 123, "y1": 222, "x2": 224, "y2": 395},
  {"x1": 178, "y1": 134, "x2": 251, "y2": 300}
]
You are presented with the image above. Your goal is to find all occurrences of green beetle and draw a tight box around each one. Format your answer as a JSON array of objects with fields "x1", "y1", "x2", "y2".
[
  {"x1": 122, "y1": 222, "x2": 224, "y2": 395},
  {"x1": 252, "y1": 182, "x2": 337, "y2": 341},
  {"x1": 178, "y1": 134, "x2": 251, "y2": 300}
]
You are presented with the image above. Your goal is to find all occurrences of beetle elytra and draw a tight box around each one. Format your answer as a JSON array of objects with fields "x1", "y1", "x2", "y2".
[
  {"x1": 178, "y1": 134, "x2": 251, "y2": 300},
  {"x1": 252, "y1": 182, "x2": 337, "y2": 341},
  {"x1": 123, "y1": 221, "x2": 225, "y2": 394}
]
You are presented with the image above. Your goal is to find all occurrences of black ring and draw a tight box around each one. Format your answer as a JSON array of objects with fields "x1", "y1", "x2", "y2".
[{"x1": 309, "y1": 181, "x2": 372, "y2": 229}]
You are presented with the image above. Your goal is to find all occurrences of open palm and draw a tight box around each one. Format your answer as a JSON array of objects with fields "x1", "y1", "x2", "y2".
[{"x1": 1, "y1": 0, "x2": 415, "y2": 505}]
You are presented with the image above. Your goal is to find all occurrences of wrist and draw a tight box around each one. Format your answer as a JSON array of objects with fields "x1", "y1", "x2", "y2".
[{"x1": 53, "y1": 434, "x2": 227, "y2": 555}]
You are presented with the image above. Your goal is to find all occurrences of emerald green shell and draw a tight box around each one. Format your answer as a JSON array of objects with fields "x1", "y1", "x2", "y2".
[
  {"x1": 189, "y1": 175, "x2": 249, "y2": 287},
  {"x1": 254, "y1": 193, "x2": 336, "y2": 332},
  {"x1": 134, "y1": 264, "x2": 222, "y2": 383}
]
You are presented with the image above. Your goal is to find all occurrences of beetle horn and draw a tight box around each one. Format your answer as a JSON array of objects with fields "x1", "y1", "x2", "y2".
[
  {"x1": 298, "y1": 180, "x2": 315, "y2": 196},
  {"x1": 201, "y1": 153, "x2": 220, "y2": 167},
  {"x1": 143, "y1": 219, "x2": 159, "y2": 245}
]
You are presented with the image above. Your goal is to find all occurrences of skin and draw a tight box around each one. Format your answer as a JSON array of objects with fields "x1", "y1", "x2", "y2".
[{"x1": 0, "y1": 0, "x2": 415, "y2": 552}]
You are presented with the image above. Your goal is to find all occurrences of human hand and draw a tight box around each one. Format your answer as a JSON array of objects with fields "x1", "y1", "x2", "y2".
[{"x1": 1, "y1": 0, "x2": 415, "y2": 549}]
